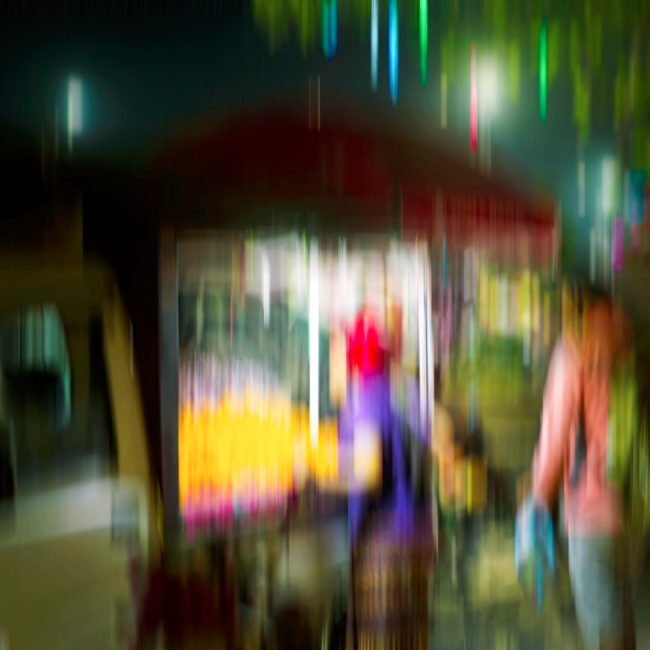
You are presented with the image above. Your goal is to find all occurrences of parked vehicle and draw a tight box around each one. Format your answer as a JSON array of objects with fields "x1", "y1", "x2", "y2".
[{"x1": 0, "y1": 258, "x2": 160, "y2": 648}]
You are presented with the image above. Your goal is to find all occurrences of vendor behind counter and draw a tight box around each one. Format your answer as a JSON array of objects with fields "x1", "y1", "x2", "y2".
[{"x1": 431, "y1": 382, "x2": 488, "y2": 518}]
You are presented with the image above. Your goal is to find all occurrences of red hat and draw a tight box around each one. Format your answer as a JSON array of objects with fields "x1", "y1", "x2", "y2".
[{"x1": 347, "y1": 311, "x2": 386, "y2": 377}]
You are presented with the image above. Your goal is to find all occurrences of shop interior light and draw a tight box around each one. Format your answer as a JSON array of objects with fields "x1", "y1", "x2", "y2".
[
  {"x1": 309, "y1": 238, "x2": 320, "y2": 447},
  {"x1": 262, "y1": 250, "x2": 270, "y2": 327},
  {"x1": 418, "y1": 253, "x2": 427, "y2": 429},
  {"x1": 425, "y1": 257, "x2": 434, "y2": 430}
]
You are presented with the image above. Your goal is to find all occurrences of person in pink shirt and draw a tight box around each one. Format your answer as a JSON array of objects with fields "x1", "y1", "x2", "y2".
[{"x1": 530, "y1": 287, "x2": 635, "y2": 650}]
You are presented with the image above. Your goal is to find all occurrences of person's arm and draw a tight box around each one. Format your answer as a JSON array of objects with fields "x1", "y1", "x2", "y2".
[{"x1": 531, "y1": 341, "x2": 580, "y2": 508}]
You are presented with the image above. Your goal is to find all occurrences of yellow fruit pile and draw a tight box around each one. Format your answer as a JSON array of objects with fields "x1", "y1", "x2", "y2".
[
  {"x1": 179, "y1": 389, "x2": 339, "y2": 513},
  {"x1": 307, "y1": 420, "x2": 339, "y2": 485}
]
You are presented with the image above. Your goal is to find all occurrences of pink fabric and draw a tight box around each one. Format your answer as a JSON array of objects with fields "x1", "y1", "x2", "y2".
[{"x1": 532, "y1": 339, "x2": 623, "y2": 537}]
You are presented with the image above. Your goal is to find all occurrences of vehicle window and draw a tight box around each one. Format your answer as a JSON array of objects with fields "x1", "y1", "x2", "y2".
[
  {"x1": 0, "y1": 305, "x2": 71, "y2": 427},
  {"x1": 0, "y1": 306, "x2": 116, "y2": 494}
]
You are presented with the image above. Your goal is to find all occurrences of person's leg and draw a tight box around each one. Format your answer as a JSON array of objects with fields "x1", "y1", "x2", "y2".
[
  {"x1": 601, "y1": 543, "x2": 636, "y2": 650},
  {"x1": 568, "y1": 535, "x2": 634, "y2": 650}
]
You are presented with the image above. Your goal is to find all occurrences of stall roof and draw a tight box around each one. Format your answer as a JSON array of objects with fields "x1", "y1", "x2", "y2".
[
  {"x1": 149, "y1": 109, "x2": 555, "y2": 264},
  {"x1": 151, "y1": 110, "x2": 545, "y2": 202}
]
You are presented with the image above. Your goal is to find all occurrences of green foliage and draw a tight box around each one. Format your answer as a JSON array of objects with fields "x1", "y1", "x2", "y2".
[
  {"x1": 251, "y1": 0, "x2": 650, "y2": 170},
  {"x1": 507, "y1": 38, "x2": 520, "y2": 105},
  {"x1": 252, "y1": 0, "x2": 320, "y2": 55},
  {"x1": 573, "y1": 65, "x2": 590, "y2": 142},
  {"x1": 547, "y1": 20, "x2": 560, "y2": 88},
  {"x1": 634, "y1": 126, "x2": 650, "y2": 178}
]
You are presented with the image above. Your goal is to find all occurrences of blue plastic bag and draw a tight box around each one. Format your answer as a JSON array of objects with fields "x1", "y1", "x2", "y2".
[{"x1": 515, "y1": 497, "x2": 555, "y2": 612}]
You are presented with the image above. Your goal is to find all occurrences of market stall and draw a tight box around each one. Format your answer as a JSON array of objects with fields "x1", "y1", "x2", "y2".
[{"x1": 150, "y1": 109, "x2": 556, "y2": 646}]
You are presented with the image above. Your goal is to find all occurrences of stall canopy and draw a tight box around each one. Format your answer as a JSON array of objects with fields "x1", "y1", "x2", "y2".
[{"x1": 150, "y1": 110, "x2": 555, "y2": 267}]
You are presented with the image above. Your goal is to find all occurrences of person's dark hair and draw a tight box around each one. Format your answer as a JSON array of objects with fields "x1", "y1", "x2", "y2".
[{"x1": 565, "y1": 276, "x2": 612, "y2": 316}]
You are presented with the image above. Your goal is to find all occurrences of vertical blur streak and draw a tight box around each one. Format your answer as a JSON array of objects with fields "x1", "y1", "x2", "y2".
[
  {"x1": 67, "y1": 76, "x2": 83, "y2": 153},
  {"x1": 578, "y1": 158, "x2": 586, "y2": 218},
  {"x1": 602, "y1": 156, "x2": 616, "y2": 219},
  {"x1": 322, "y1": 0, "x2": 329, "y2": 59},
  {"x1": 553, "y1": 204, "x2": 559, "y2": 283},
  {"x1": 470, "y1": 46, "x2": 478, "y2": 154},
  {"x1": 40, "y1": 122, "x2": 45, "y2": 179},
  {"x1": 590, "y1": 227, "x2": 596, "y2": 284},
  {"x1": 389, "y1": 0, "x2": 399, "y2": 105},
  {"x1": 629, "y1": 170, "x2": 647, "y2": 249},
  {"x1": 197, "y1": 277, "x2": 205, "y2": 348},
  {"x1": 338, "y1": 239, "x2": 347, "y2": 314},
  {"x1": 54, "y1": 106, "x2": 59, "y2": 161},
  {"x1": 418, "y1": 252, "x2": 427, "y2": 430},
  {"x1": 442, "y1": 237, "x2": 447, "y2": 288},
  {"x1": 539, "y1": 18, "x2": 548, "y2": 123},
  {"x1": 308, "y1": 75, "x2": 321, "y2": 131},
  {"x1": 629, "y1": 48, "x2": 637, "y2": 112},
  {"x1": 371, "y1": 0, "x2": 378, "y2": 91},
  {"x1": 419, "y1": 0, "x2": 428, "y2": 86},
  {"x1": 330, "y1": 0, "x2": 338, "y2": 57},
  {"x1": 309, "y1": 239, "x2": 320, "y2": 447},
  {"x1": 322, "y1": 0, "x2": 337, "y2": 60},
  {"x1": 601, "y1": 221, "x2": 610, "y2": 286},
  {"x1": 612, "y1": 218, "x2": 625, "y2": 273},
  {"x1": 426, "y1": 255, "x2": 434, "y2": 433},
  {"x1": 469, "y1": 377, "x2": 477, "y2": 430},
  {"x1": 441, "y1": 72, "x2": 448, "y2": 128},
  {"x1": 262, "y1": 249, "x2": 270, "y2": 327},
  {"x1": 229, "y1": 281, "x2": 234, "y2": 349}
]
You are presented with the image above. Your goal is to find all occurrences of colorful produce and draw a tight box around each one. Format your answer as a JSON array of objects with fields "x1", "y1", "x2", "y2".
[{"x1": 179, "y1": 356, "x2": 339, "y2": 531}]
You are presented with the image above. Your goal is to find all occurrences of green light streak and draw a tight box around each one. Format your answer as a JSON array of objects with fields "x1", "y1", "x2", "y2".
[
  {"x1": 539, "y1": 18, "x2": 548, "y2": 123},
  {"x1": 420, "y1": 0, "x2": 428, "y2": 85}
]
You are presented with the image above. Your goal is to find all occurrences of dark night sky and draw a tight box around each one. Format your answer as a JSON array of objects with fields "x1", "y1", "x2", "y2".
[{"x1": 0, "y1": 0, "x2": 616, "y2": 234}]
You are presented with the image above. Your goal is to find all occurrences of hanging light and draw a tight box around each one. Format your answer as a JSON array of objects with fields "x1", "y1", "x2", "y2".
[
  {"x1": 419, "y1": 0, "x2": 428, "y2": 86},
  {"x1": 371, "y1": 0, "x2": 378, "y2": 90},
  {"x1": 539, "y1": 18, "x2": 548, "y2": 123},
  {"x1": 67, "y1": 75, "x2": 83, "y2": 153},
  {"x1": 470, "y1": 46, "x2": 478, "y2": 154},
  {"x1": 389, "y1": 0, "x2": 399, "y2": 104},
  {"x1": 322, "y1": 0, "x2": 338, "y2": 61},
  {"x1": 330, "y1": 0, "x2": 337, "y2": 56}
]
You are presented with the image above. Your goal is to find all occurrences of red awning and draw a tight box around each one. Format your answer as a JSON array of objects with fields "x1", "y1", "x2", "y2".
[
  {"x1": 150, "y1": 110, "x2": 555, "y2": 266},
  {"x1": 401, "y1": 186, "x2": 554, "y2": 267}
]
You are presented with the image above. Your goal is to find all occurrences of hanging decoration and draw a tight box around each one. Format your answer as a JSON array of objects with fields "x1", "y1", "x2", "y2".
[
  {"x1": 322, "y1": 0, "x2": 338, "y2": 60},
  {"x1": 419, "y1": 0, "x2": 428, "y2": 86},
  {"x1": 371, "y1": 0, "x2": 379, "y2": 90},
  {"x1": 539, "y1": 18, "x2": 548, "y2": 123},
  {"x1": 389, "y1": 0, "x2": 399, "y2": 105},
  {"x1": 470, "y1": 45, "x2": 478, "y2": 154}
]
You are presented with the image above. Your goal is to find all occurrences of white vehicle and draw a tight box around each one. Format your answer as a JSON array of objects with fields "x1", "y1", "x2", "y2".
[{"x1": 0, "y1": 259, "x2": 160, "y2": 648}]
